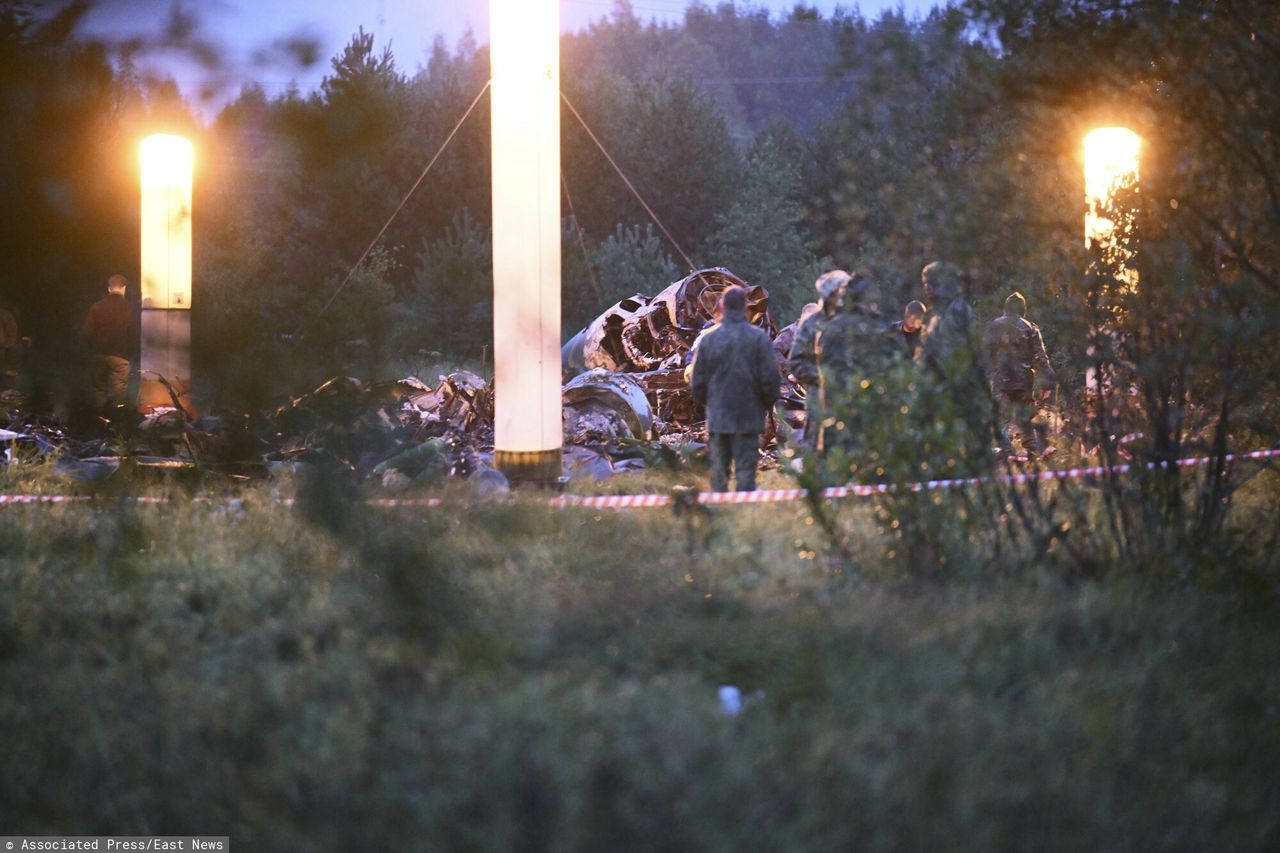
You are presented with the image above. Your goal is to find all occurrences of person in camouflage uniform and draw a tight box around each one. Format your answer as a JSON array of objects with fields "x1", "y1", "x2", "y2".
[
  {"x1": 919, "y1": 261, "x2": 975, "y2": 376},
  {"x1": 787, "y1": 270, "x2": 850, "y2": 449},
  {"x1": 981, "y1": 291, "x2": 1056, "y2": 455},
  {"x1": 689, "y1": 286, "x2": 781, "y2": 492},
  {"x1": 814, "y1": 273, "x2": 898, "y2": 455}
]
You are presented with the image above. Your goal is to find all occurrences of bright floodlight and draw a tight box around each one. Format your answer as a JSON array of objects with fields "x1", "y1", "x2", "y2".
[
  {"x1": 1084, "y1": 126, "x2": 1140, "y2": 250},
  {"x1": 141, "y1": 134, "x2": 193, "y2": 310},
  {"x1": 139, "y1": 133, "x2": 194, "y2": 413},
  {"x1": 491, "y1": 0, "x2": 562, "y2": 484}
]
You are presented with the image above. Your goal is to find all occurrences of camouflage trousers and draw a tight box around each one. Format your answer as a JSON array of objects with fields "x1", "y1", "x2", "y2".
[
  {"x1": 708, "y1": 432, "x2": 761, "y2": 492},
  {"x1": 801, "y1": 384, "x2": 822, "y2": 451},
  {"x1": 994, "y1": 389, "x2": 1045, "y2": 454}
]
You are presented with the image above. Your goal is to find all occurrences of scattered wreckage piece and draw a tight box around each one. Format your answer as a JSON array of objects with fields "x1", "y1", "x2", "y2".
[
  {"x1": 4, "y1": 267, "x2": 795, "y2": 486},
  {"x1": 562, "y1": 268, "x2": 776, "y2": 379},
  {"x1": 562, "y1": 294, "x2": 650, "y2": 374},
  {"x1": 562, "y1": 369, "x2": 653, "y2": 444}
]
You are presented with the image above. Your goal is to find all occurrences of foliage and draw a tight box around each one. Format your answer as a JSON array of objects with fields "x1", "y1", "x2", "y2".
[
  {"x1": 709, "y1": 127, "x2": 822, "y2": 320},
  {"x1": 562, "y1": 71, "x2": 744, "y2": 260},
  {"x1": 801, "y1": 0, "x2": 1280, "y2": 586},
  {"x1": 0, "y1": 475, "x2": 1278, "y2": 847},
  {"x1": 564, "y1": 223, "x2": 680, "y2": 334},
  {"x1": 408, "y1": 210, "x2": 492, "y2": 359}
]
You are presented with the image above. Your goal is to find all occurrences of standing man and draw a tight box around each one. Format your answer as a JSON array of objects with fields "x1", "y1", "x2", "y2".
[
  {"x1": 690, "y1": 286, "x2": 781, "y2": 492},
  {"x1": 0, "y1": 297, "x2": 27, "y2": 392},
  {"x1": 815, "y1": 273, "x2": 897, "y2": 454},
  {"x1": 83, "y1": 274, "x2": 138, "y2": 409},
  {"x1": 919, "y1": 261, "x2": 975, "y2": 375},
  {"x1": 981, "y1": 291, "x2": 1056, "y2": 456},
  {"x1": 788, "y1": 270, "x2": 850, "y2": 449}
]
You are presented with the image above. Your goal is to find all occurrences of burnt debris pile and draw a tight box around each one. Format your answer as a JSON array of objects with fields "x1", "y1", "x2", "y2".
[{"x1": 2, "y1": 269, "x2": 809, "y2": 486}]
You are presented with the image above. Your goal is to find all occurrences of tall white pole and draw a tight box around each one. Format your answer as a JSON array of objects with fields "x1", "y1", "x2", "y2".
[
  {"x1": 491, "y1": 0, "x2": 562, "y2": 484},
  {"x1": 139, "y1": 133, "x2": 194, "y2": 415},
  {"x1": 1082, "y1": 126, "x2": 1141, "y2": 423},
  {"x1": 1084, "y1": 126, "x2": 1141, "y2": 291}
]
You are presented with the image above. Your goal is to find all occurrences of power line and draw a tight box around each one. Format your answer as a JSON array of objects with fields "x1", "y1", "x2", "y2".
[
  {"x1": 315, "y1": 79, "x2": 491, "y2": 320},
  {"x1": 560, "y1": 89, "x2": 697, "y2": 273}
]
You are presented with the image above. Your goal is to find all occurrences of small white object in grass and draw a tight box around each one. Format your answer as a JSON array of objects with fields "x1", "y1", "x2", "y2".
[{"x1": 719, "y1": 685, "x2": 743, "y2": 717}]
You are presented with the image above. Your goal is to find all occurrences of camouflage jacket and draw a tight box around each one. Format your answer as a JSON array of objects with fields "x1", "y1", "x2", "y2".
[
  {"x1": 690, "y1": 312, "x2": 781, "y2": 434},
  {"x1": 921, "y1": 298, "x2": 976, "y2": 375},
  {"x1": 815, "y1": 309, "x2": 898, "y2": 408},
  {"x1": 981, "y1": 313, "x2": 1054, "y2": 395},
  {"x1": 787, "y1": 310, "x2": 834, "y2": 388}
]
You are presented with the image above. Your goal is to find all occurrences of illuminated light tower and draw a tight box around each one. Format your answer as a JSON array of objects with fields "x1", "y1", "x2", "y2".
[
  {"x1": 139, "y1": 133, "x2": 195, "y2": 415},
  {"x1": 1084, "y1": 126, "x2": 1141, "y2": 291},
  {"x1": 490, "y1": 0, "x2": 562, "y2": 484}
]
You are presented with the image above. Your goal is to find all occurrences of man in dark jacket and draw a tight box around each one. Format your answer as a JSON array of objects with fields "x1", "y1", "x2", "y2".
[
  {"x1": 690, "y1": 286, "x2": 781, "y2": 492},
  {"x1": 83, "y1": 274, "x2": 138, "y2": 408},
  {"x1": 981, "y1": 291, "x2": 1055, "y2": 455},
  {"x1": 0, "y1": 298, "x2": 27, "y2": 392}
]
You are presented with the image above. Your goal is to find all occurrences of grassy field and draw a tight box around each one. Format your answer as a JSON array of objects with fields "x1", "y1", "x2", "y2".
[{"x1": 1, "y1": 462, "x2": 1278, "y2": 851}]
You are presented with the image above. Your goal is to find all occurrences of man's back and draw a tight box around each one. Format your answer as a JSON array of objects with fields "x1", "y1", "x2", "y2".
[
  {"x1": 690, "y1": 314, "x2": 779, "y2": 434},
  {"x1": 982, "y1": 313, "x2": 1051, "y2": 395},
  {"x1": 922, "y1": 298, "x2": 975, "y2": 374},
  {"x1": 84, "y1": 294, "x2": 135, "y2": 357},
  {"x1": 816, "y1": 310, "x2": 895, "y2": 406}
]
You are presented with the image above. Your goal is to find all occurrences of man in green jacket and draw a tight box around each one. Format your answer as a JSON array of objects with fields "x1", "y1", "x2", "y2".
[
  {"x1": 788, "y1": 270, "x2": 850, "y2": 449},
  {"x1": 690, "y1": 286, "x2": 781, "y2": 492},
  {"x1": 919, "y1": 261, "x2": 975, "y2": 376},
  {"x1": 815, "y1": 273, "x2": 898, "y2": 455}
]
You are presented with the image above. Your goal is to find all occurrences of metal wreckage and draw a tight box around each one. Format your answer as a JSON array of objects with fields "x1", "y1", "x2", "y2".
[{"x1": 1, "y1": 269, "x2": 808, "y2": 488}]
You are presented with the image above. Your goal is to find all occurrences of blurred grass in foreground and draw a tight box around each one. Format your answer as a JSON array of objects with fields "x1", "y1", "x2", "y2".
[{"x1": 0, "y1": 465, "x2": 1278, "y2": 851}]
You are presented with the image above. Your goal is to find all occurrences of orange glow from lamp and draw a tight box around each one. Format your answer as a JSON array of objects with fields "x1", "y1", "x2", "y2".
[
  {"x1": 490, "y1": 0, "x2": 562, "y2": 484},
  {"x1": 1084, "y1": 127, "x2": 1141, "y2": 288},
  {"x1": 139, "y1": 133, "x2": 195, "y2": 415}
]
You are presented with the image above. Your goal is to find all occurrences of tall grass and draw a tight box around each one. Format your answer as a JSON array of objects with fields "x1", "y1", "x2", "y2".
[{"x1": 1, "y1": 467, "x2": 1278, "y2": 850}]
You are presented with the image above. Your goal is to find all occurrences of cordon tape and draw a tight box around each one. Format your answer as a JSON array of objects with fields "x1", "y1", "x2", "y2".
[{"x1": 1, "y1": 449, "x2": 1276, "y2": 511}]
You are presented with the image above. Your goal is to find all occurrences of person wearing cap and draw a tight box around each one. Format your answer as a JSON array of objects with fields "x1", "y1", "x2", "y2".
[
  {"x1": 787, "y1": 270, "x2": 850, "y2": 450},
  {"x1": 889, "y1": 299, "x2": 928, "y2": 363},
  {"x1": 814, "y1": 272, "x2": 898, "y2": 454},
  {"x1": 981, "y1": 291, "x2": 1056, "y2": 456},
  {"x1": 83, "y1": 274, "x2": 138, "y2": 409},
  {"x1": 689, "y1": 286, "x2": 781, "y2": 492}
]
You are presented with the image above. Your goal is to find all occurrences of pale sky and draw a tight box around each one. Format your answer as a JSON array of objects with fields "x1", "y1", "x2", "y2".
[{"x1": 71, "y1": 0, "x2": 942, "y2": 106}]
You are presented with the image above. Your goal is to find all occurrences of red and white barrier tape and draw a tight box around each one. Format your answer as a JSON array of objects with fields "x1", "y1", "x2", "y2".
[
  {"x1": 1, "y1": 448, "x2": 1276, "y2": 510},
  {"x1": 549, "y1": 448, "x2": 1279, "y2": 510}
]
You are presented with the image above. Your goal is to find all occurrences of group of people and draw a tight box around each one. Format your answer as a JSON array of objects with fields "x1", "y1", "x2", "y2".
[
  {"x1": 689, "y1": 263, "x2": 1056, "y2": 493},
  {"x1": 24, "y1": 269, "x2": 1051, "y2": 494}
]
